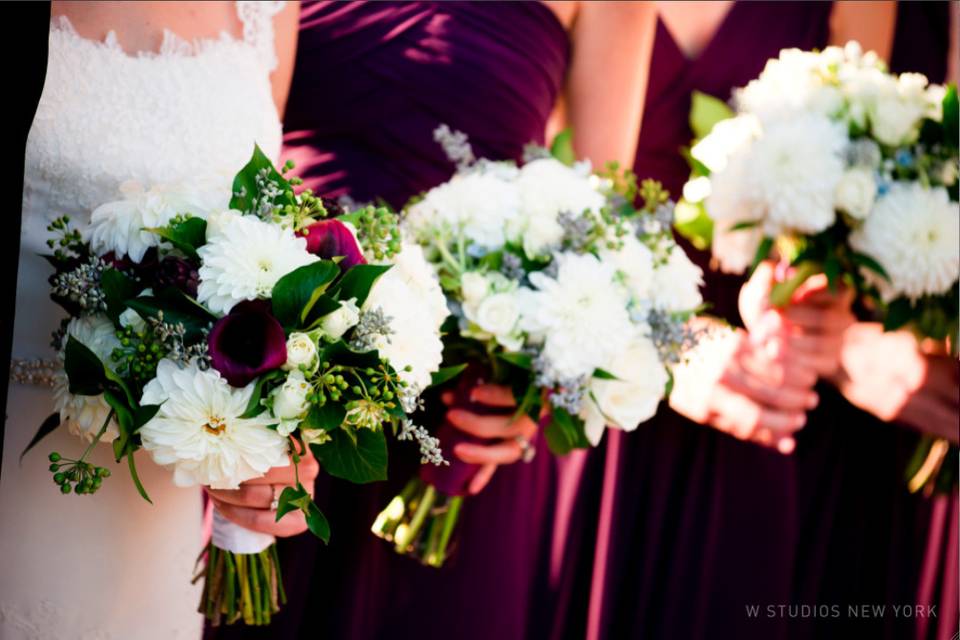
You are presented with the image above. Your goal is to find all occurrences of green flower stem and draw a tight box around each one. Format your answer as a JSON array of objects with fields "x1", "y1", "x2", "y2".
[
  {"x1": 769, "y1": 261, "x2": 820, "y2": 308},
  {"x1": 78, "y1": 409, "x2": 115, "y2": 463},
  {"x1": 395, "y1": 484, "x2": 436, "y2": 551},
  {"x1": 426, "y1": 496, "x2": 463, "y2": 568}
]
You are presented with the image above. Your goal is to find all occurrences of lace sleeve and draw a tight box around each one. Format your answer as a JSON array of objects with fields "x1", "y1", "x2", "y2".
[{"x1": 235, "y1": 1, "x2": 286, "y2": 72}]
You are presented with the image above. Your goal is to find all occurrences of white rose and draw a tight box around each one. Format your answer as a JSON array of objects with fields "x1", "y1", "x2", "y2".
[
  {"x1": 460, "y1": 271, "x2": 490, "y2": 308},
  {"x1": 272, "y1": 371, "x2": 311, "y2": 421},
  {"x1": 834, "y1": 167, "x2": 877, "y2": 219},
  {"x1": 319, "y1": 298, "x2": 360, "y2": 340},
  {"x1": 283, "y1": 332, "x2": 319, "y2": 371},
  {"x1": 473, "y1": 292, "x2": 521, "y2": 343},
  {"x1": 578, "y1": 337, "x2": 668, "y2": 445},
  {"x1": 205, "y1": 209, "x2": 244, "y2": 240},
  {"x1": 301, "y1": 428, "x2": 332, "y2": 447}
]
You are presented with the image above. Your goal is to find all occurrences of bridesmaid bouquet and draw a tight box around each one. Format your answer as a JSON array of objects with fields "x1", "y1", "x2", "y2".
[
  {"x1": 371, "y1": 126, "x2": 704, "y2": 566},
  {"x1": 675, "y1": 42, "x2": 959, "y2": 493},
  {"x1": 29, "y1": 147, "x2": 450, "y2": 625}
]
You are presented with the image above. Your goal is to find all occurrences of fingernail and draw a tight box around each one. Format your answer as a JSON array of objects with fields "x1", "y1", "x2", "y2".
[
  {"x1": 794, "y1": 414, "x2": 807, "y2": 429},
  {"x1": 806, "y1": 393, "x2": 819, "y2": 409}
]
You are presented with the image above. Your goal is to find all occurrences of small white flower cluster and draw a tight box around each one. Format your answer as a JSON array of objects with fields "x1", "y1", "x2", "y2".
[
  {"x1": 684, "y1": 42, "x2": 958, "y2": 302},
  {"x1": 405, "y1": 139, "x2": 704, "y2": 446}
]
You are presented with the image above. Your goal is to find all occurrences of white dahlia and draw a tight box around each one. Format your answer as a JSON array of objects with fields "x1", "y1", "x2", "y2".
[
  {"x1": 649, "y1": 247, "x2": 704, "y2": 312},
  {"x1": 404, "y1": 170, "x2": 519, "y2": 251},
  {"x1": 849, "y1": 183, "x2": 959, "y2": 301},
  {"x1": 579, "y1": 336, "x2": 668, "y2": 445},
  {"x1": 197, "y1": 214, "x2": 318, "y2": 315},
  {"x1": 364, "y1": 242, "x2": 448, "y2": 390},
  {"x1": 741, "y1": 113, "x2": 848, "y2": 236},
  {"x1": 53, "y1": 314, "x2": 121, "y2": 441},
  {"x1": 691, "y1": 114, "x2": 761, "y2": 173},
  {"x1": 519, "y1": 252, "x2": 633, "y2": 381},
  {"x1": 604, "y1": 234, "x2": 655, "y2": 304},
  {"x1": 735, "y1": 48, "x2": 844, "y2": 123},
  {"x1": 87, "y1": 180, "x2": 227, "y2": 263},
  {"x1": 515, "y1": 158, "x2": 606, "y2": 258},
  {"x1": 139, "y1": 359, "x2": 288, "y2": 489}
]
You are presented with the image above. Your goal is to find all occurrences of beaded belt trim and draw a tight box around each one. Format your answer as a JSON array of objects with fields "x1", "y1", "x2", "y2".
[{"x1": 9, "y1": 358, "x2": 59, "y2": 388}]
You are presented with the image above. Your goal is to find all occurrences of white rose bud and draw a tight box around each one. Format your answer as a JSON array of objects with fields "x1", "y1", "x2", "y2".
[
  {"x1": 118, "y1": 308, "x2": 146, "y2": 333},
  {"x1": 460, "y1": 271, "x2": 490, "y2": 307},
  {"x1": 301, "y1": 428, "x2": 332, "y2": 447},
  {"x1": 272, "y1": 371, "x2": 311, "y2": 421},
  {"x1": 284, "y1": 332, "x2": 319, "y2": 372},
  {"x1": 320, "y1": 298, "x2": 360, "y2": 340},
  {"x1": 834, "y1": 167, "x2": 877, "y2": 220},
  {"x1": 474, "y1": 292, "x2": 521, "y2": 342},
  {"x1": 205, "y1": 209, "x2": 243, "y2": 240}
]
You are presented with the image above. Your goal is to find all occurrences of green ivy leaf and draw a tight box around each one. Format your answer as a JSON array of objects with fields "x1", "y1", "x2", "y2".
[
  {"x1": 147, "y1": 217, "x2": 207, "y2": 260},
  {"x1": 543, "y1": 407, "x2": 590, "y2": 455},
  {"x1": 302, "y1": 402, "x2": 347, "y2": 432},
  {"x1": 883, "y1": 297, "x2": 914, "y2": 332},
  {"x1": 311, "y1": 428, "x2": 388, "y2": 484},
  {"x1": 64, "y1": 336, "x2": 107, "y2": 395},
  {"x1": 430, "y1": 364, "x2": 468, "y2": 388},
  {"x1": 550, "y1": 128, "x2": 576, "y2": 166},
  {"x1": 128, "y1": 453, "x2": 152, "y2": 504},
  {"x1": 331, "y1": 264, "x2": 392, "y2": 308},
  {"x1": 304, "y1": 501, "x2": 331, "y2": 543},
  {"x1": 673, "y1": 199, "x2": 714, "y2": 251},
  {"x1": 942, "y1": 84, "x2": 958, "y2": 150},
  {"x1": 592, "y1": 368, "x2": 619, "y2": 381},
  {"x1": 271, "y1": 261, "x2": 340, "y2": 328},
  {"x1": 230, "y1": 144, "x2": 295, "y2": 213},
  {"x1": 497, "y1": 352, "x2": 532, "y2": 370},
  {"x1": 748, "y1": 237, "x2": 774, "y2": 275},
  {"x1": 850, "y1": 251, "x2": 890, "y2": 282},
  {"x1": 20, "y1": 413, "x2": 61, "y2": 462},
  {"x1": 239, "y1": 370, "x2": 284, "y2": 418},
  {"x1": 101, "y1": 269, "x2": 138, "y2": 324},
  {"x1": 690, "y1": 90, "x2": 735, "y2": 140}
]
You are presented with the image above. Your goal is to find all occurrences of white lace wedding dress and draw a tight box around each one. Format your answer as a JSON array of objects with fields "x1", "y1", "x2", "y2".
[{"x1": 0, "y1": 3, "x2": 284, "y2": 638}]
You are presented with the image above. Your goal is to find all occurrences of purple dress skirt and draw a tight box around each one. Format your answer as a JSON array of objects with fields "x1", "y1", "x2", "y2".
[
  {"x1": 207, "y1": 2, "x2": 569, "y2": 638},
  {"x1": 790, "y1": 5, "x2": 956, "y2": 639},
  {"x1": 544, "y1": 4, "x2": 833, "y2": 640}
]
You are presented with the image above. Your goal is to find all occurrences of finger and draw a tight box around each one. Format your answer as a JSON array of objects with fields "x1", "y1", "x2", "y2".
[
  {"x1": 786, "y1": 333, "x2": 844, "y2": 357},
  {"x1": 468, "y1": 464, "x2": 498, "y2": 495},
  {"x1": 206, "y1": 484, "x2": 274, "y2": 509},
  {"x1": 242, "y1": 454, "x2": 319, "y2": 486},
  {"x1": 712, "y1": 386, "x2": 807, "y2": 439},
  {"x1": 777, "y1": 436, "x2": 796, "y2": 455},
  {"x1": 791, "y1": 351, "x2": 841, "y2": 377},
  {"x1": 469, "y1": 384, "x2": 517, "y2": 408},
  {"x1": 447, "y1": 409, "x2": 533, "y2": 439},
  {"x1": 722, "y1": 368, "x2": 818, "y2": 412},
  {"x1": 783, "y1": 304, "x2": 855, "y2": 333},
  {"x1": 737, "y1": 344, "x2": 818, "y2": 389},
  {"x1": 212, "y1": 499, "x2": 308, "y2": 538},
  {"x1": 453, "y1": 440, "x2": 522, "y2": 465}
]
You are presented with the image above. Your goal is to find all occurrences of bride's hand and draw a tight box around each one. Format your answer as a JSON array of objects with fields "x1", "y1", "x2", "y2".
[
  {"x1": 669, "y1": 323, "x2": 819, "y2": 453},
  {"x1": 443, "y1": 384, "x2": 538, "y2": 495},
  {"x1": 206, "y1": 446, "x2": 320, "y2": 537}
]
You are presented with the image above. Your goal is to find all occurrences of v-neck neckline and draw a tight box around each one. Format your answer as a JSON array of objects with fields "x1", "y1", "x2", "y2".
[{"x1": 658, "y1": 1, "x2": 740, "y2": 67}]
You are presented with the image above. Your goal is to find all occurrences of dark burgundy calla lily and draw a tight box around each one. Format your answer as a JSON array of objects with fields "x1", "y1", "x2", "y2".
[
  {"x1": 299, "y1": 219, "x2": 366, "y2": 270},
  {"x1": 208, "y1": 300, "x2": 287, "y2": 387}
]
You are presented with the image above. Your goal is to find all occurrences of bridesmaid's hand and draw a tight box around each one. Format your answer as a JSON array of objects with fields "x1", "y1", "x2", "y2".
[
  {"x1": 443, "y1": 384, "x2": 538, "y2": 495},
  {"x1": 740, "y1": 261, "x2": 856, "y2": 378},
  {"x1": 669, "y1": 323, "x2": 819, "y2": 454},
  {"x1": 207, "y1": 446, "x2": 320, "y2": 537},
  {"x1": 829, "y1": 323, "x2": 960, "y2": 443}
]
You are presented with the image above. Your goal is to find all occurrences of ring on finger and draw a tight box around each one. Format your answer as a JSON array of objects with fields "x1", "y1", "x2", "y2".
[
  {"x1": 269, "y1": 485, "x2": 283, "y2": 511},
  {"x1": 515, "y1": 435, "x2": 536, "y2": 463}
]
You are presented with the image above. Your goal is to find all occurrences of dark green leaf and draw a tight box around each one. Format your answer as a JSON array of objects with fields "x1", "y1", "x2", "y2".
[
  {"x1": 497, "y1": 352, "x2": 532, "y2": 370},
  {"x1": 311, "y1": 428, "x2": 388, "y2": 483},
  {"x1": 230, "y1": 144, "x2": 295, "y2": 213},
  {"x1": 543, "y1": 407, "x2": 590, "y2": 455},
  {"x1": 850, "y1": 251, "x2": 890, "y2": 282},
  {"x1": 20, "y1": 413, "x2": 61, "y2": 462},
  {"x1": 332, "y1": 264, "x2": 392, "y2": 308},
  {"x1": 240, "y1": 370, "x2": 283, "y2": 418},
  {"x1": 748, "y1": 237, "x2": 774, "y2": 275},
  {"x1": 126, "y1": 289, "x2": 214, "y2": 342},
  {"x1": 148, "y1": 217, "x2": 207, "y2": 260},
  {"x1": 304, "y1": 501, "x2": 331, "y2": 543},
  {"x1": 271, "y1": 261, "x2": 340, "y2": 328},
  {"x1": 673, "y1": 199, "x2": 714, "y2": 251},
  {"x1": 592, "y1": 368, "x2": 619, "y2": 381},
  {"x1": 823, "y1": 253, "x2": 841, "y2": 291},
  {"x1": 128, "y1": 453, "x2": 152, "y2": 504},
  {"x1": 729, "y1": 220, "x2": 760, "y2": 232},
  {"x1": 303, "y1": 294, "x2": 345, "y2": 329},
  {"x1": 550, "y1": 128, "x2": 576, "y2": 166},
  {"x1": 275, "y1": 485, "x2": 308, "y2": 520},
  {"x1": 942, "y1": 84, "x2": 958, "y2": 149},
  {"x1": 430, "y1": 364, "x2": 468, "y2": 388},
  {"x1": 64, "y1": 336, "x2": 107, "y2": 395},
  {"x1": 101, "y1": 269, "x2": 138, "y2": 324},
  {"x1": 320, "y1": 340, "x2": 382, "y2": 370},
  {"x1": 133, "y1": 404, "x2": 161, "y2": 431},
  {"x1": 690, "y1": 90, "x2": 735, "y2": 139},
  {"x1": 302, "y1": 402, "x2": 347, "y2": 432},
  {"x1": 883, "y1": 297, "x2": 914, "y2": 332}
]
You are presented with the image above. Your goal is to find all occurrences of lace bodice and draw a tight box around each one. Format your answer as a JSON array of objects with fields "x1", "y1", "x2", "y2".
[{"x1": 17, "y1": 2, "x2": 283, "y2": 359}]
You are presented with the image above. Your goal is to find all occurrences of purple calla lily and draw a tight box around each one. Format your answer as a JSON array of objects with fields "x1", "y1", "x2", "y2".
[
  {"x1": 208, "y1": 300, "x2": 287, "y2": 387},
  {"x1": 300, "y1": 219, "x2": 366, "y2": 270}
]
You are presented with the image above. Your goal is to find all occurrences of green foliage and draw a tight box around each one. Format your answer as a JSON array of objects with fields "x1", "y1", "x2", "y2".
[
  {"x1": 690, "y1": 90, "x2": 735, "y2": 139},
  {"x1": 148, "y1": 217, "x2": 207, "y2": 260},
  {"x1": 543, "y1": 406, "x2": 590, "y2": 455},
  {"x1": 230, "y1": 144, "x2": 295, "y2": 214},
  {"x1": 311, "y1": 428, "x2": 388, "y2": 484},
  {"x1": 270, "y1": 261, "x2": 340, "y2": 328},
  {"x1": 550, "y1": 128, "x2": 576, "y2": 166}
]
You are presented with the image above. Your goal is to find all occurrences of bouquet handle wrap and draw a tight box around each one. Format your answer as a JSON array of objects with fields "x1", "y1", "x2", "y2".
[{"x1": 212, "y1": 506, "x2": 275, "y2": 554}]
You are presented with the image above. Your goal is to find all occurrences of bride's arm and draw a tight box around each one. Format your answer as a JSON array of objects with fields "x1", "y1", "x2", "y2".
[{"x1": 271, "y1": 1, "x2": 300, "y2": 119}]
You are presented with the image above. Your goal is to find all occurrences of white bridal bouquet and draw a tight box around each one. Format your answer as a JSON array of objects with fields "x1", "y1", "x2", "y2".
[
  {"x1": 675, "y1": 42, "x2": 959, "y2": 493},
  {"x1": 29, "y1": 147, "x2": 451, "y2": 625},
  {"x1": 371, "y1": 126, "x2": 704, "y2": 566}
]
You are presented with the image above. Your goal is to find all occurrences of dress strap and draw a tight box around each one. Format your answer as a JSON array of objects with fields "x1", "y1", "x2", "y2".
[{"x1": 235, "y1": 1, "x2": 286, "y2": 71}]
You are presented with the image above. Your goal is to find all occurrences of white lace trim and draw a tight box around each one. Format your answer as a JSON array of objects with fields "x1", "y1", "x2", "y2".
[{"x1": 49, "y1": 0, "x2": 285, "y2": 68}]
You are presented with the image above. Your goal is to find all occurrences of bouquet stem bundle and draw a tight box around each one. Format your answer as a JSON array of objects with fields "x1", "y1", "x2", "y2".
[
  {"x1": 371, "y1": 476, "x2": 464, "y2": 567},
  {"x1": 195, "y1": 542, "x2": 286, "y2": 626}
]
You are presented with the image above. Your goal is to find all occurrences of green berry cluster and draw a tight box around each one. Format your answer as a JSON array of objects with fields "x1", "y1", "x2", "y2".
[
  {"x1": 45, "y1": 215, "x2": 86, "y2": 262},
  {"x1": 352, "y1": 206, "x2": 402, "y2": 260},
  {"x1": 639, "y1": 179, "x2": 669, "y2": 213},
  {"x1": 111, "y1": 325, "x2": 167, "y2": 382},
  {"x1": 47, "y1": 451, "x2": 111, "y2": 495},
  {"x1": 309, "y1": 363, "x2": 351, "y2": 406}
]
